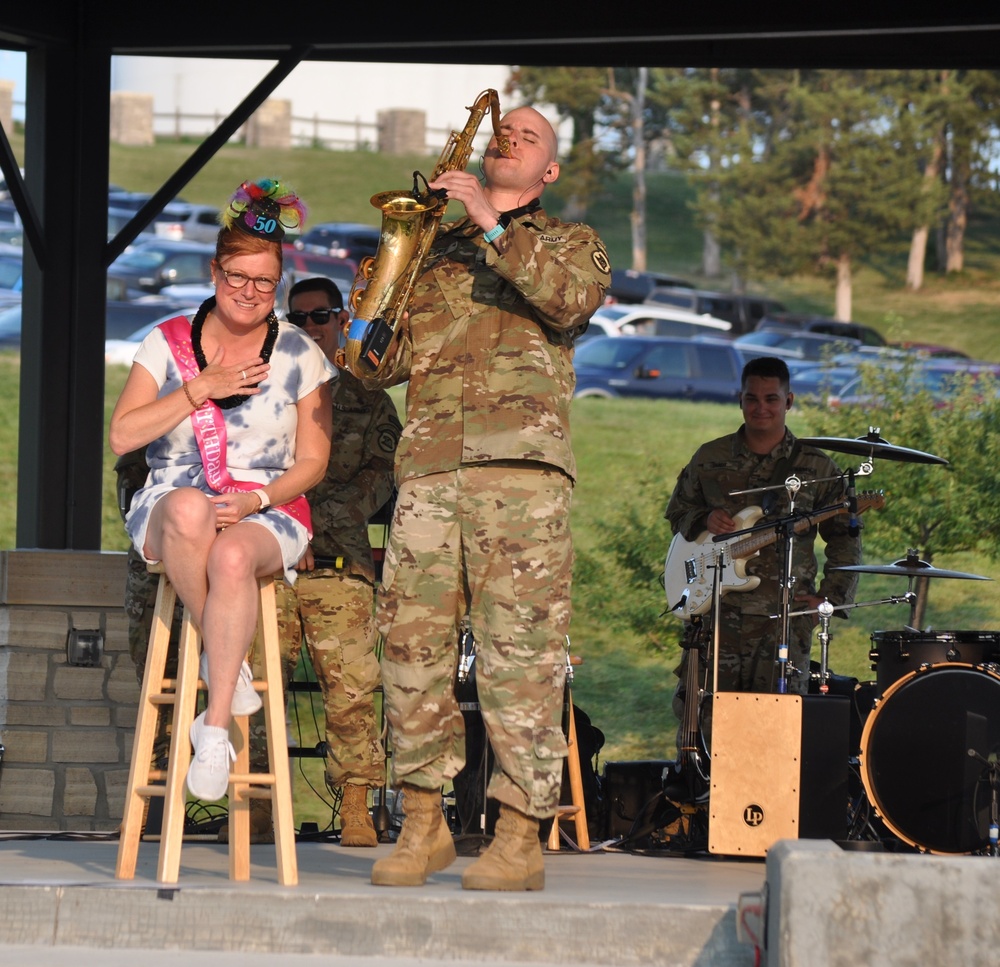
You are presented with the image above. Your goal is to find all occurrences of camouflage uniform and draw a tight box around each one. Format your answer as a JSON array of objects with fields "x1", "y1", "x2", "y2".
[
  {"x1": 665, "y1": 427, "x2": 860, "y2": 714},
  {"x1": 372, "y1": 206, "x2": 610, "y2": 819},
  {"x1": 270, "y1": 371, "x2": 400, "y2": 788}
]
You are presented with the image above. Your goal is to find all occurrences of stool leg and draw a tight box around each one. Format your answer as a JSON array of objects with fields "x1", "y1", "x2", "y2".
[
  {"x1": 156, "y1": 609, "x2": 201, "y2": 883},
  {"x1": 116, "y1": 576, "x2": 176, "y2": 879},
  {"x1": 258, "y1": 576, "x2": 298, "y2": 885},
  {"x1": 229, "y1": 715, "x2": 252, "y2": 881}
]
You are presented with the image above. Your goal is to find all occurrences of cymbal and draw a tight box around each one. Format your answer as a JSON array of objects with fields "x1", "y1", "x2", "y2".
[
  {"x1": 832, "y1": 556, "x2": 991, "y2": 581},
  {"x1": 799, "y1": 431, "x2": 948, "y2": 465}
]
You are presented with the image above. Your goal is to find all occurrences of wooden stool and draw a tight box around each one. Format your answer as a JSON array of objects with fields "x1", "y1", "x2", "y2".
[
  {"x1": 547, "y1": 678, "x2": 591, "y2": 852},
  {"x1": 116, "y1": 565, "x2": 298, "y2": 885}
]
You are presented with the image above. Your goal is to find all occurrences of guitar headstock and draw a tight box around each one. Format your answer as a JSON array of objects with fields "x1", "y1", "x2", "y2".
[{"x1": 857, "y1": 490, "x2": 885, "y2": 512}]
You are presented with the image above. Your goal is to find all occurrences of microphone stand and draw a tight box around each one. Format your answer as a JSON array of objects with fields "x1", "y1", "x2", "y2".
[{"x1": 773, "y1": 475, "x2": 802, "y2": 694}]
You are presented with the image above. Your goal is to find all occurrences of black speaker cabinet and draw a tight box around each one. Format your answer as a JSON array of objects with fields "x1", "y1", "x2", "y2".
[
  {"x1": 708, "y1": 693, "x2": 849, "y2": 857},
  {"x1": 602, "y1": 759, "x2": 674, "y2": 840}
]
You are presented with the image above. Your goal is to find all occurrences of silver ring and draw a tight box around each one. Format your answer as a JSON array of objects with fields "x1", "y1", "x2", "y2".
[{"x1": 240, "y1": 370, "x2": 247, "y2": 380}]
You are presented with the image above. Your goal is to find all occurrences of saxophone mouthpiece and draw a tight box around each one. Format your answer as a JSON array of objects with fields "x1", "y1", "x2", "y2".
[{"x1": 496, "y1": 134, "x2": 511, "y2": 156}]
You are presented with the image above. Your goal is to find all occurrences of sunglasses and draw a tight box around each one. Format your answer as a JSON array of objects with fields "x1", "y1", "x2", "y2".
[{"x1": 287, "y1": 308, "x2": 342, "y2": 327}]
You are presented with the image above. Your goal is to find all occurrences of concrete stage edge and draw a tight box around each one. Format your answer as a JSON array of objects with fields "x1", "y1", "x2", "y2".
[{"x1": 1, "y1": 835, "x2": 999, "y2": 965}]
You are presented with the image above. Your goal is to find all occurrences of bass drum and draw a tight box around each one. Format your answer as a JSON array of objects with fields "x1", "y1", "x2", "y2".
[
  {"x1": 868, "y1": 630, "x2": 1000, "y2": 696},
  {"x1": 860, "y1": 663, "x2": 1000, "y2": 853}
]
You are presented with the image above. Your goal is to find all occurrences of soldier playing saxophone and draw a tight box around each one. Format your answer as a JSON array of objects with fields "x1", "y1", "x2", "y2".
[{"x1": 370, "y1": 104, "x2": 611, "y2": 891}]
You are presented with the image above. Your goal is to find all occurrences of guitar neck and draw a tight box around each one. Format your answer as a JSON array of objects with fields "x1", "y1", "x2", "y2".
[{"x1": 727, "y1": 502, "x2": 850, "y2": 561}]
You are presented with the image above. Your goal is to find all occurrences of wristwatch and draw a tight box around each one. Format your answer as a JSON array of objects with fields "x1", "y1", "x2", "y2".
[{"x1": 255, "y1": 489, "x2": 271, "y2": 511}]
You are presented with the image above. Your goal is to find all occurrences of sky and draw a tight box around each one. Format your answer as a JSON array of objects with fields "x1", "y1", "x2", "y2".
[
  {"x1": 0, "y1": 51, "x2": 537, "y2": 143},
  {"x1": 0, "y1": 50, "x2": 25, "y2": 117}
]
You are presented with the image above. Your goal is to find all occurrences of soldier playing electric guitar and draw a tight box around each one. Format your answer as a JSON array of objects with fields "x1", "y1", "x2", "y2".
[{"x1": 664, "y1": 356, "x2": 862, "y2": 740}]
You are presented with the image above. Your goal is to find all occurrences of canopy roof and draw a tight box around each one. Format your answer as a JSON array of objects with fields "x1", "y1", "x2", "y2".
[{"x1": 1, "y1": 4, "x2": 997, "y2": 548}]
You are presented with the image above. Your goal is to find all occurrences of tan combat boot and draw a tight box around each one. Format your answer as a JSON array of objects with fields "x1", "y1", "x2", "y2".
[
  {"x1": 370, "y1": 785, "x2": 456, "y2": 886},
  {"x1": 339, "y1": 783, "x2": 378, "y2": 848},
  {"x1": 461, "y1": 803, "x2": 544, "y2": 891},
  {"x1": 218, "y1": 798, "x2": 273, "y2": 844}
]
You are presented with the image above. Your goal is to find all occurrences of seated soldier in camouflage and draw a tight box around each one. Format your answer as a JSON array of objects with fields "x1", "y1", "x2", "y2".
[{"x1": 274, "y1": 277, "x2": 400, "y2": 846}]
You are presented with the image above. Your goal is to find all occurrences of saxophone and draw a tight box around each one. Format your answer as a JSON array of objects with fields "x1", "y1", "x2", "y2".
[{"x1": 338, "y1": 89, "x2": 510, "y2": 381}]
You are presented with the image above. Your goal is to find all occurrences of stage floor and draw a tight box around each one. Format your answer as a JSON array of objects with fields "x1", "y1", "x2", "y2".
[{"x1": 0, "y1": 832, "x2": 765, "y2": 966}]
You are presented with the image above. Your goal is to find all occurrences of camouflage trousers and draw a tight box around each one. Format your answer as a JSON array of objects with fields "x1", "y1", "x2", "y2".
[
  {"x1": 377, "y1": 465, "x2": 573, "y2": 819},
  {"x1": 273, "y1": 569, "x2": 385, "y2": 788},
  {"x1": 125, "y1": 548, "x2": 384, "y2": 785}
]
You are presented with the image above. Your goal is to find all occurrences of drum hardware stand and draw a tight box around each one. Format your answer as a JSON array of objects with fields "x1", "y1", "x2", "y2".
[
  {"x1": 453, "y1": 614, "x2": 491, "y2": 843},
  {"x1": 967, "y1": 747, "x2": 1000, "y2": 856},
  {"x1": 815, "y1": 600, "x2": 835, "y2": 694},
  {"x1": 779, "y1": 591, "x2": 917, "y2": 624},
  {"x1": 457, "y1": 614, "x2": 474, "y2": 687}
]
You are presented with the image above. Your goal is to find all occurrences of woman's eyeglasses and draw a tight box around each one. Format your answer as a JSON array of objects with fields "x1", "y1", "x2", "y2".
[
  {"x1": 219, "y1": 269, "x2": 279, "y2": 293},
  {"x1": 287, "y1": 308, "x2": 341, "y2": 326}
]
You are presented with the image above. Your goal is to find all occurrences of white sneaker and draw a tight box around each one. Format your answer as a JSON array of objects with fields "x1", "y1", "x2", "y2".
[
  {"x1": 186, "y1": 711, "x2": 236, "y2": 802},
  {"x1": 199, "y1": 653, "x2": 263, "y2": 716}
]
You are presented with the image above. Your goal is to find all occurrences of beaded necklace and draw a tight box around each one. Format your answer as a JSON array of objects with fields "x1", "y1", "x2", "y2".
[{"x1": 189, "y1": 297, "x2": 280, "y2": 409}]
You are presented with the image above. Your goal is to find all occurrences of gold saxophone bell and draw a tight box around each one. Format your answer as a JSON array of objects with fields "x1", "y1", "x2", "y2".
[{"x1": 339, "y1": 90, "x2": 510, "y2": 382}]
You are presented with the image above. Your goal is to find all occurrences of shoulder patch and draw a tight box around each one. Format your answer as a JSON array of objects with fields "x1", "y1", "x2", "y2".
[{"x1": 592, "y1": 246, "x2": 611, "y2": 276}]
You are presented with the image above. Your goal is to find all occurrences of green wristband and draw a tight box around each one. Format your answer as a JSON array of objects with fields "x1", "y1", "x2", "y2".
[{"x1": 483, "y1": 222, "x2": 506, "y2": 243}]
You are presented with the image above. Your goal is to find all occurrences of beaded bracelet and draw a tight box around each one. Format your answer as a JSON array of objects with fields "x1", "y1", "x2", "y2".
[{"x1": 182, "y1": 381, "x2": 200, "y2": 410}]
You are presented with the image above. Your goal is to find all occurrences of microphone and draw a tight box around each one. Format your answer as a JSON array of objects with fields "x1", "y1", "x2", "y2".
[{"x1": 847, "y1": 470, "x2": 859, "y2": 538}]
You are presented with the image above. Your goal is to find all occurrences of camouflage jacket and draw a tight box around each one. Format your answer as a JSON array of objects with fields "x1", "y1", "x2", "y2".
[
  {"x1": 664, "y1": 427, "x2": 861, "y2": 615},
  {"x1": 306, "y1": 370, "x2": 401, "y2": 583},
  {"x1": 369, "y1": 204, "x2": 610, "y2": 483}
]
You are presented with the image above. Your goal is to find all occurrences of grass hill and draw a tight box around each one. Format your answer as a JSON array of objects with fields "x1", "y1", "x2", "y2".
[
  {"x1": 5, "y1": 135, "x2": 1000, "y2": 796},
  {"x1": 101, "y1": 137, "x2": 1000, "y2": 360}
]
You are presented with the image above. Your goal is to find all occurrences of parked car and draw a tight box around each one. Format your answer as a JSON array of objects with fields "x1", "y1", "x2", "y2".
[
  {"x1": 607, "y1": 268, "x2": 695, "y2": 304},
  {"x1": 108, "y1": 239, "x2": 215, "y2": 295},
  {"x1": 107, "y1": 190, "x2": 187, "y2": 212},
  {"x1": 154, "y1": 247, "x2": 360, "y2": 308},
  {"x1": 281, "y1": 246, "x2": 358, "y2": 297},
  {"x1": 585, "y1": 304, "x2": 732, "y2": 341},
  {"x1": 794, "y1": 358, "x2": 1000, "y2": 409},
  {"x1": 756, "y1": 313, "x2": 886, "y2": 347},
  {"x1": 0, "y1": 250, "x2": 22, "y2": 291},
  {"x1": 293, "y1": 222, "x2": 381, "y2": 262},
  {"x1": 734, "y1": 329, "x2": 863, "y2": 367},
  {"x1": 789, "y1": 364, "x2": 866, "y2": 404},
  {"x1": 644, "y1": 287, "x2": 785, "y2": 335},
  {"x1": 890, "y1": 341, "x2": 970, "y2": 359},
  {"x1": 0, "y1": 304, "x2": 21, "y2": 347},
  {"x1": 0, "y1": 200, "x2": 22, "y2": 226},
  {"x1": 105, "y1": 309, "x2": 199, "y2": 366},
  {"x1": 153, "y1": 203, "x2": 221, "y2": 244},
  {"x1": 573, "y1": 335, "x2": 744, "y2": 402}
]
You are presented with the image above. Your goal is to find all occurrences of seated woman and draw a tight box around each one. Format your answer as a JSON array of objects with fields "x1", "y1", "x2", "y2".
[{"x1": 109, "y1": 179, "x2": 335, "y2": 801}]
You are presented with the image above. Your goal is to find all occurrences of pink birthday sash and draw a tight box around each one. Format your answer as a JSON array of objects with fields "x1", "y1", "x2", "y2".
[{"x1": 159, "y1": 315, "x2": 312, "y2": 537}]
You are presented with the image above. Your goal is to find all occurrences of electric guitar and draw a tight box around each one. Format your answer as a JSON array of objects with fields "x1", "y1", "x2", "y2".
[{"x1": 663, "y1": 491, "x2": 884, "y2": 620}]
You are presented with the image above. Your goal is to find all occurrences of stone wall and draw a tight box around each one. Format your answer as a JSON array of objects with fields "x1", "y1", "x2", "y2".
[
  {"x1": 0, "y1": 80, "x2": 13, "y2": 136},
  {"x1": 245, "y1": 99, "x2": 292, "y2": 149},
  {"x1": 377, "y1": 108, "x2": 426, "y2": 155},
  {"x1": 109, "y1": 91, "x2": 154, "y2": 147},
  {"x1": 0, "y1": 550, "x2": 135, "y2": 831}
]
